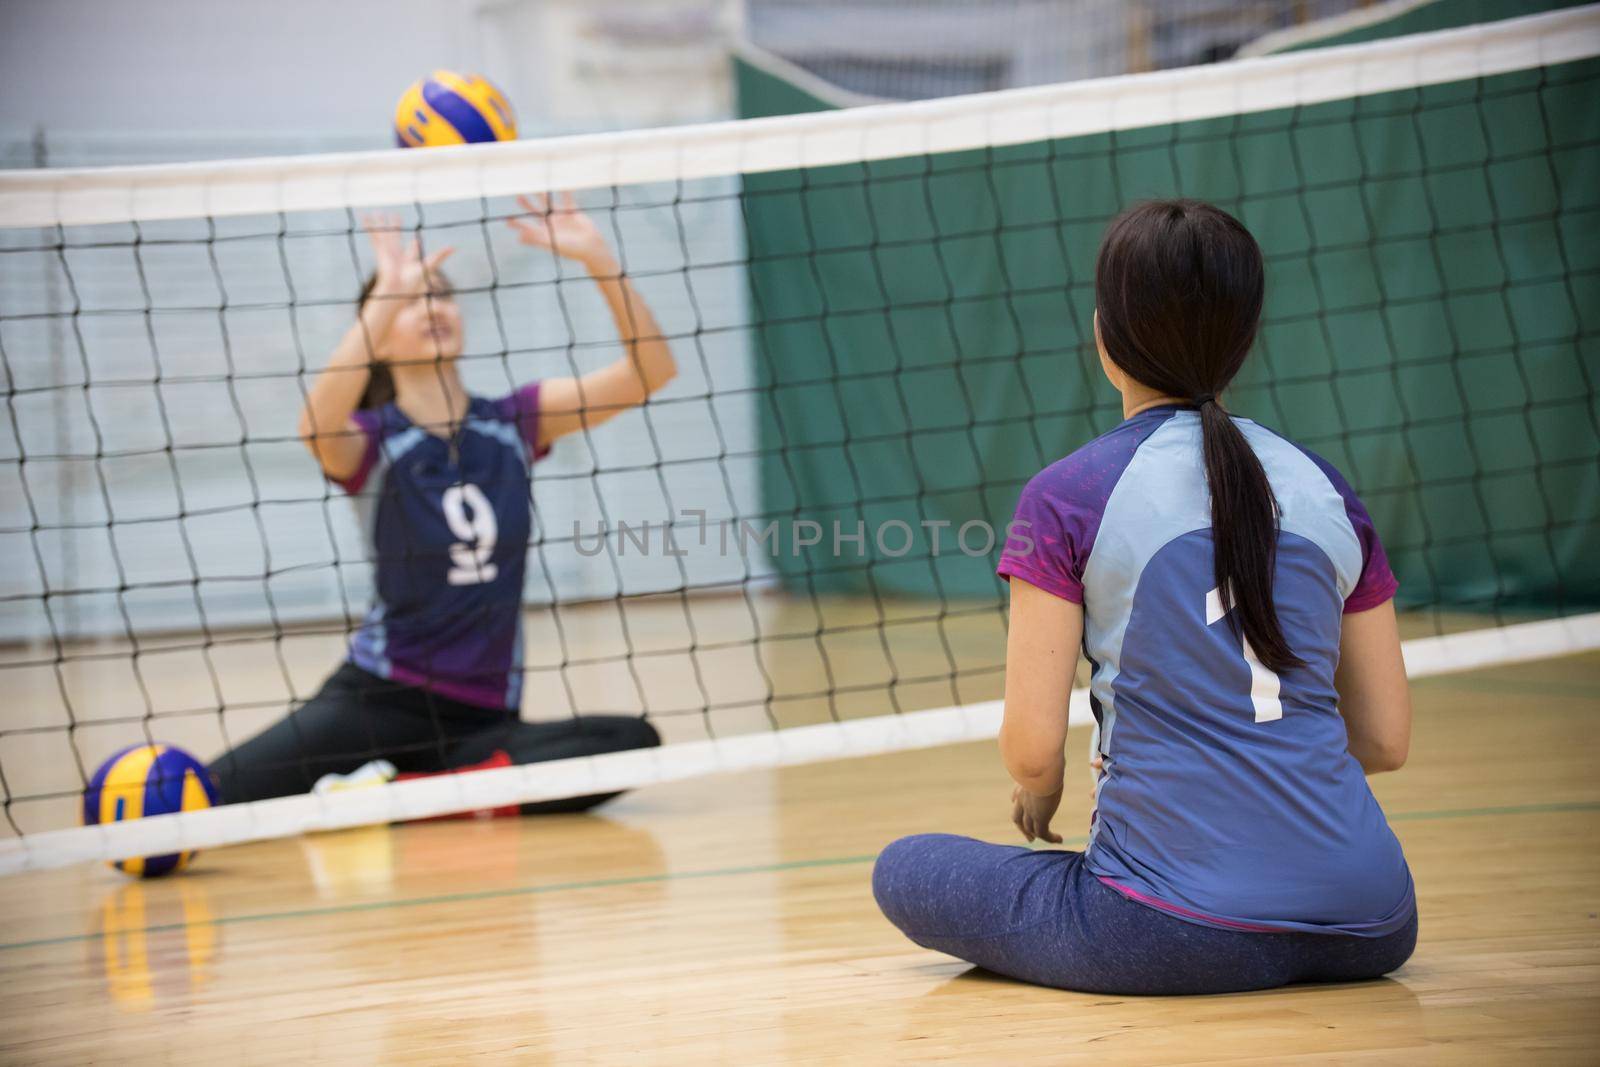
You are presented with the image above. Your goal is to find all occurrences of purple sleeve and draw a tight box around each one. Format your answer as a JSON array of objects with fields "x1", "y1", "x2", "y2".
[
  {"x1": 1301, "y1": 449, "x2": 1399, "y2": 613},
  {"x1": 331, "y1": 410, "x2": 382, "y2": 495},
  {"x1": 996, "y1": 475, "x2": 1098, "y2": 604},
  {"x1": 1341, "y1": 501, "x2": 1399, "y2": 613},
  {"x1": 493, "y1": 382, "x2": 550, "y2": 461},
  {"x1": 995, "y1": 417, "x2": 1168, "y2": 605}
]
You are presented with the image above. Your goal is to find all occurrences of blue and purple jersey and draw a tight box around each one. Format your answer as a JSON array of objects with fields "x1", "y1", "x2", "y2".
[
  {"x1": 334, "y1": 384, "x2": 546, "y2": 710},
  {"x1": 998, "y1": 404, "x2": 1412, "y2": 937}
]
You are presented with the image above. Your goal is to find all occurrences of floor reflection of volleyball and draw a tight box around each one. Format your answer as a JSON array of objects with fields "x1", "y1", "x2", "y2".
[{"x1": 82, "y1": 744, "x2": 219, "y2": 878}]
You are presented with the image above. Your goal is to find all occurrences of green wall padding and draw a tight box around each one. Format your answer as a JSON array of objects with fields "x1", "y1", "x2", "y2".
[{"x1": 735, "y1": 42, "x2": 1600, "y2": 613}]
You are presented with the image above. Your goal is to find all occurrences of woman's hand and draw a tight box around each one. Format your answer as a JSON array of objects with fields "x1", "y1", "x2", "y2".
[
  {"x1": 1012, "y1": 784, "x2": 1064, "y2": 845},
  {"x1": 517, "y1": 190, "x2": 677, "y2": 448},
  {"x1": 507, "y1": 193, "x2": 615, "y2": 273},
  {"x1": 364, "y1": 212, "x2": 455, "y2": 304}
]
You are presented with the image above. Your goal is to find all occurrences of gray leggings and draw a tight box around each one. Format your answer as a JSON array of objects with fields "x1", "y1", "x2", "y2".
[{"x1": 873, "y1": 833, "x2": 1417, "y2": 995}]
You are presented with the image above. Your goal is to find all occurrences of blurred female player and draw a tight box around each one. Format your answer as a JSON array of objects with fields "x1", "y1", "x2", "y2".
[
  {"x1": 873, "y1": 199, "x2": 1417, "y2": 994},
  {"x1": 211, "y1": 193, "x2": 673, "y2": 812}
]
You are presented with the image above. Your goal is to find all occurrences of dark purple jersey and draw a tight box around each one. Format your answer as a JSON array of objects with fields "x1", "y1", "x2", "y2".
[{"x1": 334, "y1": 385, "x2": 545, "y2": 710}]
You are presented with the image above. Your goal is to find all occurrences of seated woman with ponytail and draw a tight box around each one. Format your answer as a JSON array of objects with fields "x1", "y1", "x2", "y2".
[{"x1": 872, "y1": 199, "x2": 1416, "y2": 995}]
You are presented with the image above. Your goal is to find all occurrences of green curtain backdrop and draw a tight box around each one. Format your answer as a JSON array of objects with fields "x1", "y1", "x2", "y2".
[{"x1": 735, "y1": 12, "x2": 1599, "y2": 613}]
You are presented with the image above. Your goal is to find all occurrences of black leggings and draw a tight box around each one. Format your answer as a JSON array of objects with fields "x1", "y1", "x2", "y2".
[{"x1": 209, "y1": 662, "x2": 660, "y2": 814}]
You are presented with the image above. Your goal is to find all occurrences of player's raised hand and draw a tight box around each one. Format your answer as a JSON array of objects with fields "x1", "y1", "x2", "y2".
[
  {"x1": 363, "y1": 212, "x2": 454, "y2": 303},
  {"x1": 507, "y1": 193, "x2": 614, "y2": 272}
]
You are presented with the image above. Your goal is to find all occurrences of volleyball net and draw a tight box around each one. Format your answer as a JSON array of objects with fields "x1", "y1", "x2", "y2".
[{"x1": 2, "y1": 5, "x2": 1597, "y2": 874}]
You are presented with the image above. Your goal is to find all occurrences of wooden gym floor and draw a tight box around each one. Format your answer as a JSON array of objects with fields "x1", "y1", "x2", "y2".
[{"x1": 0, "y1": 650, "x2": 1595, "y2": 1063}]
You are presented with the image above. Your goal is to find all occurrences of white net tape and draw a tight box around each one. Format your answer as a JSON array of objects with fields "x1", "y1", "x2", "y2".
[{"x1": 2, "y1": 6, "x2": 1596, "y2": 229}]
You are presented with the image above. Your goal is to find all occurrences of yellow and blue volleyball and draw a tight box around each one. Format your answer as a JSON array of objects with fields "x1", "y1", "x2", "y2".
[
  {"x1": 83, "y1": 743, "x2": 218, "y2": 878},
  {"x1": 394, "y1": 70, "x2": 517, "y2": 148}
]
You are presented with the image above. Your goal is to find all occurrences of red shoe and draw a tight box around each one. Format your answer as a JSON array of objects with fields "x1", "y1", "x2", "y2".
[{"x1": 395, "y1": 750, "x2": 520, "y2": 820}]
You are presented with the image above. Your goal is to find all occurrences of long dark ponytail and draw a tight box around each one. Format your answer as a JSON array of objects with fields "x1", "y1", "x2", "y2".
[{"x1": 1094, "y1": 199, "x2": 1302, "y2": 672}]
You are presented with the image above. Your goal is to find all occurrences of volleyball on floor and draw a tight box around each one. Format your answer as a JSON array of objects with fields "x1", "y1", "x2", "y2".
[
  {"x1": 394, "y1": 70, "x2": 518, "y2": 147},
  {"x1": 83, "y1": 743, "x2": 218, "y2": 878}
]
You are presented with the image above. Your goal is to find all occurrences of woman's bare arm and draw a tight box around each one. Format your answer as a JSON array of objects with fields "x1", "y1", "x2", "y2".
[
  {"x1": 298, "y1": 215, "x2": 451, "y2": 480},
  {"x1": 504, "y1": 193, "x2": 677, "y2": 446},
  {"x1": 1000, "y1": 578, "x2": 1084, "y2": 796},
  {"x1": 298, "y1": 315, "x2": 387, "y2": 481},
  {"x1": 1335, "y1": 600, "x2": 1411, "y2": 774},
  {"x1": 534, "y1": 264, "x2": 676, "y2": 444}
]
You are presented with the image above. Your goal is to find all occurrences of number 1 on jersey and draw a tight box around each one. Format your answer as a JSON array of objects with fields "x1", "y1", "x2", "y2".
[{"x1": 1205, "y1": 587, "x2": 1283, "y2": 723}]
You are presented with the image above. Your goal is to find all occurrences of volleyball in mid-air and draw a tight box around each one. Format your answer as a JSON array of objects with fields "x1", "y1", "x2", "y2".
[
  {"x1": 394, "y1": 70, "x2": 518, "y2": 148},
  {"x1": 83, "y1": 743, "x2": 219, "y2": 878}
]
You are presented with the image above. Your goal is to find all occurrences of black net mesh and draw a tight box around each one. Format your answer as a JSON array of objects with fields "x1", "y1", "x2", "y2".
[{"x1": 1, "y1": 17, "x2": 1596, "y2": 842}]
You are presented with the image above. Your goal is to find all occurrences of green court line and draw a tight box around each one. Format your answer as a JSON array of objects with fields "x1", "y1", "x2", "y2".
[
  {"x1": 1387, "y1": 801, "x2": 1599, "y2": 822},
  {"x1": 3, "y1": 799, "x2": 1597, "y2": 955}
]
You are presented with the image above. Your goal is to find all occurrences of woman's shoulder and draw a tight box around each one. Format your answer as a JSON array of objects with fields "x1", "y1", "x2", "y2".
[
  {"x1": 469, "y1": 385, "x2": 546, "y2": 459},
  {"x1": 1025, "y1": 407, "x2": 1183, "y2": 507},
  {"x1": 1236, "y1": 420, "x2": 1364, "y2": 504},
  {"x1": 1237, "y1": 422, "x2": 1397, "y2": 608},
  {"x1": 473, "y1": 383, "x2": 540, "y2": 422},
  {"x1": 352, "y1": 402, "x2": 400, "y2": 437}
]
